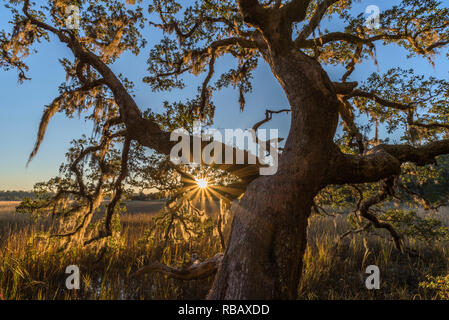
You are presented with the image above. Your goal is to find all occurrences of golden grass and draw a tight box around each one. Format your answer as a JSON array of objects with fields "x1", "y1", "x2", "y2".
[
  {"x1": 0, "y1": 201, "x2": 21, "y2": 214},
  {"x1": 300, "y1": 214, "x2": 449, "y2": 299},
  {"x1": 0, "y1": 201, "x2": 448, "y2": 300},
  {"x1": 0, "y1": 201, "x2": 220, "y2": 300}
]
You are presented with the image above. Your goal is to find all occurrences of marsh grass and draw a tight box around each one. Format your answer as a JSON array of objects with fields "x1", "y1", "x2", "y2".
[
  {"x1": 0, "y1": 201, "x2": 448, "y2": 300},
  {"x1": 299, "y1": 213, "x2": 449, "y2": 299}
]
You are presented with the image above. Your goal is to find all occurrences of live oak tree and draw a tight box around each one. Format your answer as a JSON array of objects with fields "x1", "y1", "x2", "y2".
[{"x1": 2, "y1": 0, "x2": 449, "y2": 299}]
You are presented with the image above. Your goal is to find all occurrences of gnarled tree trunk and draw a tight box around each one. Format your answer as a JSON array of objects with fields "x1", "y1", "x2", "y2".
[{"x1": 209, "y1": 48, "x2": 341, "y2": 299}]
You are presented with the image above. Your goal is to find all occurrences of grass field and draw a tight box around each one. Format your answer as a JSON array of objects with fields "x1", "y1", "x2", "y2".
[{"x1": 0, "y1": 201, "x2": 448, "y2": 300}]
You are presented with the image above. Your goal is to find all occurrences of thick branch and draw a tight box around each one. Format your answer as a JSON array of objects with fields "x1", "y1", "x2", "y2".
[
  {"x1": 333, "y1": 140, "x2": 449, "y2": 185},
  {"x1": 282, "y1": 0, "x2": 311, "y2": 23},
  {"x1": 237, "y1": 0, "x2": 269, "y2": 28},
  {"x1": 333, "y1": 81, "x2": 358, "y2": 94}
]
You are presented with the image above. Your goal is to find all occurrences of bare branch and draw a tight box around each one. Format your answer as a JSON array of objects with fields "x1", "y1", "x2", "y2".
[{"x1": 252, "y1": 108, "x2": 291, "y2": 132}]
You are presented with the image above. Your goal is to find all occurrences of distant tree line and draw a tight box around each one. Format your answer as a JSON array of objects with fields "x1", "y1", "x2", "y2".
[
  {"x1": 129, "y1": 191, "x2": 165, "y2": 201},
  {"x1": 0, "y1": 190, "x2": 167, "y2": 202},
  {"x1": 0, "y1": 191, "x2": 36, "y2": 201}
]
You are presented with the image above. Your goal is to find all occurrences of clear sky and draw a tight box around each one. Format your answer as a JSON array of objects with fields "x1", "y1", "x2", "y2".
[{"x1": 0, "y1": 0, "x2": 448, "y2": 190}]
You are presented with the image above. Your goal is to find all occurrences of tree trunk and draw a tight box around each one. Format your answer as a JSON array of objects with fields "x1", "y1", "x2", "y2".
[{"x1": 209, "y1": 48, "x2": 341, "y2": 299}]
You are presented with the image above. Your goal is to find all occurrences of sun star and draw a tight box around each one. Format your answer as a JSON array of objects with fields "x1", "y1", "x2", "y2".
[{"x1": 195, "y1": 177, "x2": 209, "y2": 189}]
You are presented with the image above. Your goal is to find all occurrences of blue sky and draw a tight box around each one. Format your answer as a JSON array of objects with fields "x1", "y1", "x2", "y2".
[{"x1": 0, "y1": 0, "x2": 448, "y2": 190}]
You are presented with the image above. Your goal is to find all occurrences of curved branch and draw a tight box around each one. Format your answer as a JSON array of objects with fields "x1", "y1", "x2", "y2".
[
  {"x1": 347, "y1": 89, "x2": 415, "y2": 111},
  {"x1": 104, "y1": 137, "x2": 131, "y2": 234},
  {"x1": 132, "y1": 253, "x2": 223, "y2": 281},
  {"x1": 296, "y1": 0, "x2": 339, "y2": 41},
  {"x1": 197, "y1": 49, "x2": 216, "y2": 117},
  {"x1": 355, "y1": 177, "x2": 403, "y2": 251},
  {"x1": 252, "y1": 108, "x2": 291, "y2": 132}
]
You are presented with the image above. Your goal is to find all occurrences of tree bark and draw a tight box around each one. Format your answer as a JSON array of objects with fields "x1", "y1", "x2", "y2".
[{"x1": 209, "y1": 48, "x2": 341, "y2": 299}]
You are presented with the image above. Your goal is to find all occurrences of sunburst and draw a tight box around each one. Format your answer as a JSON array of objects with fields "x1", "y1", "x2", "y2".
[
  {"x1": 174, "y1": 165, "x2": 248, "y2": 204},
  {"x1": 195, "y1": 177, "x2": 209, "y2": 189}
]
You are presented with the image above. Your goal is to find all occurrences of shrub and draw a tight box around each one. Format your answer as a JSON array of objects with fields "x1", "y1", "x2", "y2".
[{"x1": 420, "y1": 275, "x2": 449, "y2": 299}]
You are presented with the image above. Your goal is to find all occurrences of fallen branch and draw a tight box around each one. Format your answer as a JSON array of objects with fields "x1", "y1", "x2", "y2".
[{"x1": 132, "y1": 253, "x2": 223, "y2": 281}]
